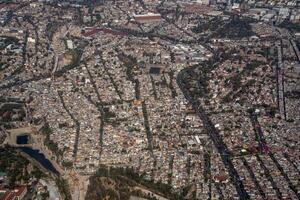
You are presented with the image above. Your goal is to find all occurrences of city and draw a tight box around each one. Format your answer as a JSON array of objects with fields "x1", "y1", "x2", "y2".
[{"x1": 0, "y1": 0, "x2": 299, "y2": 199}]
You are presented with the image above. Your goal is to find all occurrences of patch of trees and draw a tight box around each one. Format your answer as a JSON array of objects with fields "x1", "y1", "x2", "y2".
[
  {"x1": 279, "y1": 20, "x2": 300, "y2": 32},
  {"x1": 212, "y1": 17, "x2": 256, "y2": 39},
  {"x1": 55, "y1": 177, "x2": 72, "y2": 200},
  {"x1": 192, "y1": 17, "x2": 223, "y2": 34},
  {"x1": 41, "y1": 123, "x2": 64, "y2": 157},
  {"x1": 0, "y1": 147, "x2": 44, "y2": 188},
  {"x1": 0, "y1": 36, "x2": 19, "y2": 50},
  {"x1": 45, "y1": 22, "x2": 62, "y2": 41},
  {"x1": 86, "y1": 165, "x2": 184, "y2": 200}
]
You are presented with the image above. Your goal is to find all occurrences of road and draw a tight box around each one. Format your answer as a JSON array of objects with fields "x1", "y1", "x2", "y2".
[
  {"x1": 276, "y1": 40, "x2": 286, "y2": 120},
  {"x1": 177, "y1": 68, "x2": 250, "y2": 199},
  {"x1": 249, "y1": 110, "x2": 268, "y2": 153}
]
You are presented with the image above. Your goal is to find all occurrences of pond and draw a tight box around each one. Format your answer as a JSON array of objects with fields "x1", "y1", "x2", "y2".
[
  {"x1": 16, "y1": 135, "x2": 29, "y2": 144},
  {"x1": 20, "y1": 147, "x2": 59, "y2": 175}
]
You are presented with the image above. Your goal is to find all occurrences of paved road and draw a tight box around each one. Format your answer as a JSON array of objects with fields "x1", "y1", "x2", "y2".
[
  {"x1": 276, "y1": 40, "x2": 286, "y2": 120},
  {"x1": 177, "y1": 68, "x2": 250, "y2": 199},
  {"x1": 249, "y1": 111, "x2": 267, "y2": 153}
]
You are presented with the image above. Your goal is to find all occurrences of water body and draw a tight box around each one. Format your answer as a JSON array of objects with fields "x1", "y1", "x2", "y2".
[
  {"x1": 16, "y1": 135, "x2": 28, "y2": 144},
  {"x1": 19, "y1": 147, "x2": 59, "y2": 175}
]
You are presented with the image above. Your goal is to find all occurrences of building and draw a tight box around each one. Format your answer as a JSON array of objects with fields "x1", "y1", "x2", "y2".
[
  {"x1": 0, "y1": 186, "x2": 27, "y2": 200},
  {"x1": 66, "y1": 40, "x2": 74, "y2": 49},
  {"x1": 196, "y1": 0, "x2": 210, "y2": 5},
  {"x1": 133, "y1": 13, "x2": 161, "y2": 23}
]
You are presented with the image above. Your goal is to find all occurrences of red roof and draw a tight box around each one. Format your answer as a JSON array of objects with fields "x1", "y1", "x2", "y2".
[
  {"x1": 14, "y1": 186, "x2": 26, "y2": 197},
  {"x1": 0, "y1": 3, "x2": 18, "y2": 10},
  {"x1": 135, "y1": 15, "x2": 161, "y2": 22},
  {"x1": 83, "y1": 29, "x2": 101, "y2": 37},
  {"x1": 184, "y1": 4, "x2": 212, "y2": 13},
  {"x1": 213, "y1": 175, "x2": 228, "y2": 183},
  {"x1": 0, "y1": 186, "x2": 27, "y2": 200}
]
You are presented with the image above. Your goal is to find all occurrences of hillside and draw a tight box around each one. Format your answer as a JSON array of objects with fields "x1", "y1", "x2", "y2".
[{"x1": 85, "y1": 166, "x2": 189, "y2": 200}]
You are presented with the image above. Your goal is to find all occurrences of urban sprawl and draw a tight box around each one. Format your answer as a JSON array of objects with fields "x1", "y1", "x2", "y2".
[{"x1": 0, "y1": 0, "x2": 299, "y2": 199}]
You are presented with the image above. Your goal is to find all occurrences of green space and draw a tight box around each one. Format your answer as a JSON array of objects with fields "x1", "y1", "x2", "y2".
[
  {"x1": 0, "y1": 147, "x2": 45, "y2": 188},
  {"x1": 55, "y1": 177, "x2": 72, "y2": 200},
  {"x1": 86, "y1": 165, "x2": 185, "y2": 200},
  {"x1": 41, "y1": 123, "x2": 64, "y2": 157}
]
